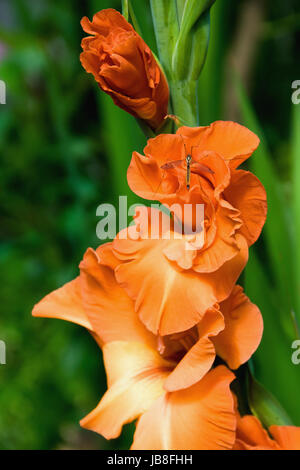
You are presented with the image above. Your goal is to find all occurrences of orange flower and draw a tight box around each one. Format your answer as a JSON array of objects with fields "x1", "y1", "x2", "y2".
[
  {"x1": 127, "y1": 120, "x2": 267, "y2": 243},
  {"x1": 33, "y1": 241, "x2": 264, "y2": 449},
  {"x1": 80, "y1": 9, "x2": 169, "y2": 130},
  {"x1": 234, "y1": 414, "x2": 300, "y2": 450}
]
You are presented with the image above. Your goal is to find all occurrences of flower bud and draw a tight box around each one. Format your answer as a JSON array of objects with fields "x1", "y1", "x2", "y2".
[{"x1": 80, "y1": 9, "x2": 169, "y2": 131}]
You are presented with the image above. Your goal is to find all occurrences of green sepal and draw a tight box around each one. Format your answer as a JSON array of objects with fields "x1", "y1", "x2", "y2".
[{"x1": 247, "y1": 370, "x2": 294, "y2": 428}]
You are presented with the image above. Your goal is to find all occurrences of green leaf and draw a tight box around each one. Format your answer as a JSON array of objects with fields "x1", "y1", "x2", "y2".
[
  {"x1": 245, "y1": 252, "x2": 300, "y2": 424},
  {"x1": 176, "y1": 0, "x2": 186, "y2": 24},
  {"x1": 248, "y1": 372, "x2": 293, "y2": 427},
  {"x1": 128, "y1": 1, "x2": 143, "y2": 37},
  {"x1": 235, "y1": 75, "x2": 296, "y2": 323},
  {"x1": 291, "y1": 103, "x2": 300, "y2": 317},
  {"x1": 172, "y1": 0, "x2": 215, "y2": 80},
  {"x1": 150, "y1": 0, "x2": 179, "y2": 79}
]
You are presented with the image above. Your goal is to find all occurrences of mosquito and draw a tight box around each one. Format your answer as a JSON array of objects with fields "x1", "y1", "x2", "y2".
[{"x1": 160, "y1": 145, "x2": 214, "y2": 191}]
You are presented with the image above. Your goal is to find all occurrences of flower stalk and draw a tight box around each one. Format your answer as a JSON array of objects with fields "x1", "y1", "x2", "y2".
[{"x1": 150, "y1": 0, "x2": 215, "y2": 126}]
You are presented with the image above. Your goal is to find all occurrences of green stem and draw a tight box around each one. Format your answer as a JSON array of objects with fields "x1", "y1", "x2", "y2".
[
  {"x1": 121, "y1": 0, "x2": 129, "y2": 21},
  {"x1": 176, "y1": 0, "x2": 186, "y2": 24},
  {"x1": 150, "y1": 0, "x2": 179, "y2": 79},
  {"x1": 150, "y1": 0, "x2": 198, "y2": 126},
  {"x1": 169, "y1": 80, "x2": 198, "y2": 126},
  {"x1": 291, "y1": 103, "x2": 300, "y2": 319}
]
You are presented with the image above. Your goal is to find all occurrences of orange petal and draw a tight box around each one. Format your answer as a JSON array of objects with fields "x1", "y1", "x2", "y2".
[
  {"x1": 164, "y1": 309, "x2": 225, "y2": 392},
  {"x1": 193, "y1": 200, "x2": 242, "y2": 273},
  {"x1": 114, "y1": 236, "x2": 213, "y2": 335},
  {"x1": 270, "y1": 425, "x2": 300, "y2": 450},
  {"x1": 109, "y1": 93, "x2": 158, "y2": 122},
  {"x1": 132, "y1": 365, "x2": 236, "y2": 450},
  {"x1": 178, "y1": 121, "x2": 260, "y2": 169},
  {"x1": 79, "y1": 246, "x2": 155, "y2": 347},
  {"x1": 127, "y1": 134, "x2": 184, "y2": 201},
  {"x1": 113, "y1": 218, "x2": 248, "y2": 336},
  {"x1": 194, "y1": 233, "x2": 248, "y2": 287},
  {"x1": 32, "y1": 277, "x2": 92, "y2": 330},
  {"x1": 127, "y1": 151, "x2": 165, "y2": 201},
  {"x1": 80, "y1": 51, "x2": 101, "y2": 82},
  {"x1": 234, "y1": 415, "x2": 278, "y2": 450},
  {"x1": 113, "y1": 232, "x2": 218, "y2": 336},
  {"x1": 163, "y1": 236, "x2": 198, "y2": 270},
  {"x1": 81, "y1": 9, "x2": 132, "y2": 37},
  {"x1": 95, "y1": 242, "x2": 120, "y2": 269},
  {"x1": 80, "y1": 341, "x2": 173, "y2": 439},
  {"x1": 213, "y1": 285, "x2": 263, "y2": 369},
  {"x1": 190, "y1": 149, "x2": 231, "y2": 198},
  {"x1": 224, "y1": 170, "x2": 267, "y2": 246}
]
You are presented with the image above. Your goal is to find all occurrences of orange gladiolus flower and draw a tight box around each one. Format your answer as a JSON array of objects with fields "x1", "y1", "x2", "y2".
[
  {"x1": 80, "y1": 9, "x2": 169, "y2": 130},
  {"x1": 33, "y1": 240, "x2": 264, "y2": 449},
  {"x1": 127, "y1": 120, "x2": 267, "y2": 242},
  {"x1": 234, "y1": 414, "x2": 300, "y2": 450}
]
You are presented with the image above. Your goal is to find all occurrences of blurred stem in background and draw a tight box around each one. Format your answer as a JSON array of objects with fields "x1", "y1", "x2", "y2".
[
  {"x1": 292, "y1": 104, "x2": 300, "y2": 318},
  {"x1": 198, "y1": 0, "x2": 232, "y2": 123}
]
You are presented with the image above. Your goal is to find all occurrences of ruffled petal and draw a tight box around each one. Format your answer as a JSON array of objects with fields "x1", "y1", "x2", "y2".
[
  {"x1": 178, "y1": 121, "x2": 260, "y2": 169},
  {"x1": 81, "y1": 9, "x2": 132, "y2": 37},
  {"x1": 193, "y1": 200, "x2": 242, "y2": 273},
  {"x1": 234, "y1": 415, "x2": 278, "y2": 450},
  {"x1": 113, "y1": 213, "x2": 248, "y2": 335},
  {"x1": 132, "y1": 366, "x2": 236, "y2": 450},
  {"x1": 127, "y1": 134, "x2": 184, "y2": 201},
  {"x1": 270, "y1": 426, "x2": 300, "y2": 450},
  {"x1": 213, "y1": 285, "x2": 263, "y2": 369},
  {"x1": 164, "y1": 309, "x2": 225, "y2": 392},
  {"x1": 224, "y1": 170, "x2": 267, "y2": 246}
]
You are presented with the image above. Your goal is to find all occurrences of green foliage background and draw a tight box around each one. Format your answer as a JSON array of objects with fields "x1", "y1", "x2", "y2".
[{"x1": 0, "y1": 0, "x2": 299, "y2": 449}]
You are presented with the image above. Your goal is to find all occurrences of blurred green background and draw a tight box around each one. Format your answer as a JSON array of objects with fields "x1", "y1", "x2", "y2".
[{"x1": 0, "y1": 0, "x2": 299, "y2": 449}]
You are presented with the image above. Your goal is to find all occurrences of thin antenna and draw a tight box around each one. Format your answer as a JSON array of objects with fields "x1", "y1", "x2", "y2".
[{"x1": 178, "y1": 133, "x2": 189, "y2": 160}]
